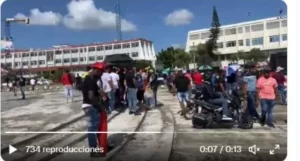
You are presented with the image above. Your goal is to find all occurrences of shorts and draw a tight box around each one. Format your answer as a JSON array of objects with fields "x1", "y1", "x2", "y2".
[{"x1": 177, "y1": 92, "x2": 189, "y2": 103}]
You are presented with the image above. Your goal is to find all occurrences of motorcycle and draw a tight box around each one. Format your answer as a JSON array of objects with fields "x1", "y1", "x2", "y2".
[{"x1": 187, "y1": 85, "x2": 253, "y2": 129}]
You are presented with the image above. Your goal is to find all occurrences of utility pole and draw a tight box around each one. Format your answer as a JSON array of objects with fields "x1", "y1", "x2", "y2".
[{"x1": 115, "y1": 0, "x2": 122, "y2": 40}]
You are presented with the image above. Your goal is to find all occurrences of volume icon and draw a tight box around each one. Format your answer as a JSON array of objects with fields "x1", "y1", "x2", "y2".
[{"x1": 248, "y1": 144, "x2": 259, "y2": 155}]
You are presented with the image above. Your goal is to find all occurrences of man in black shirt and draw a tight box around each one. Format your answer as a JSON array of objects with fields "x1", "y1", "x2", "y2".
[
  {"x1": 173, "y1": 69, "x2": 190, "y2": 118},
  {"x1": 81, "y1": 63, "x2": 103, "y2": 158},
  {"x1": 19, "y1": 76, "x2": 26, "y2": 99},
  {"x1": 125, "y1": 67, "x2": 140, "y2": 115},
  {"x1": 210, "y1": 71, "x2": 231, "y2": 120}
]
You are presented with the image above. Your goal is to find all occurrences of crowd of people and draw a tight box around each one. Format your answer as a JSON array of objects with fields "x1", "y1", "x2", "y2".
[
  {"x1": 3, "y1": 76, "x2": 39, "y2": 99},
  {"x1": 168, "y1": 64, "x2": 287, "y2": 128},
  {"x1": 60, "y1": 63, "x2": 161, "y2": 157}
]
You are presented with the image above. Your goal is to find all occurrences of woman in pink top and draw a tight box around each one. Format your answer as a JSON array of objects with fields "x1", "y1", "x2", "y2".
[{"x1": 256, "y1": 69, "x2": 279, "y2": 128}]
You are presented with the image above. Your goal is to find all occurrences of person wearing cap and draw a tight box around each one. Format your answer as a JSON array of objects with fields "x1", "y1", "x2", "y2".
[
  {"x1": 256, "y1": 69, "x2": 280, "y2": 128},
  {"x1": 81, "y1": 63, "x2": 104, "y2": 157},
  {"x1": 173, "y1": 69, "x2": 191, "y2": 119},
  {"x1": 272, "y1": 66, "x2": 287, "y2": 105}
]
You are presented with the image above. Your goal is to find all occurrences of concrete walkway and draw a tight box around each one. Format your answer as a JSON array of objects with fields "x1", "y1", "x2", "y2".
[{"x1": 1, "y1": 90, "x2": 83, "y2": 148}]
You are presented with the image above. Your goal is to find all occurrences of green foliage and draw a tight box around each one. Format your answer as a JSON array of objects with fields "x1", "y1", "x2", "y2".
[
  {"x1": 50, "y1": 70, "x2": 64, "y2": 81},
  {"x1": 156, "y1": 47, "x2": 190, "y2": 68},
  {"x1": 41, "y1": 71, "x2": 50, "y2": 79},
  {"x1": 229, "y1": 48, "x2": 268, "y2": 64},
  {"x1": 209, "y1": 6, "x2": 221, "y2": 50},
  {"x1": 134, "y1": 60, "x2": 153, "y2": 70}
]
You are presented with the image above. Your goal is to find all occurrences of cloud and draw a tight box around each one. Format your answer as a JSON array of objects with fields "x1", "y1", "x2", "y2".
[
  {"x1": 14, "y1": 8, "x2": 62, "y2": 26},
  {"x1": 165, "y1": 9, "x2": 194, "y2": 26},
  {"x1": 62, "y1": 0, "x2": 137, "y2": 32}
]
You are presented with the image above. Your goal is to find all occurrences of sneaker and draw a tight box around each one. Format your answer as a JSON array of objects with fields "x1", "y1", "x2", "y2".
[
  {"x1": 222, "y1": 115, "x2": 233, "y2": 120},
  {"x1": 267, "y1": 123, "x2": 276, "y2": 128},
  {"x1": 129, "y1": 111, "x2": 134, "y2": 115},
  {"x1": 134, "y1": 112, "x2": 141, "y2": 115}
]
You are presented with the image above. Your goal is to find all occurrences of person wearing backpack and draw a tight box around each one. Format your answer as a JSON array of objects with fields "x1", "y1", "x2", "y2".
[{"x1": 136, "y1": 69, "x2": 145, "y2": 108}]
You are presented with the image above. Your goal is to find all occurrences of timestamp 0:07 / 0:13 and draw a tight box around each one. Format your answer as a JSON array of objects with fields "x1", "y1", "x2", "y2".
[{"x1": 199, "y1": 146, "x2": 242, "y2": 154}]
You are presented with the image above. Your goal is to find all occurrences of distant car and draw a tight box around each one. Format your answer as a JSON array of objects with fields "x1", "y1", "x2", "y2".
[{"x1": 36, "y1": 79, "x2": 53, "y2": 85}]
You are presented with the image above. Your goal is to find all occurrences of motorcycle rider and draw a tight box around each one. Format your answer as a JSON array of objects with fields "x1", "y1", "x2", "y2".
[{"x1": 203, "y1": 70, "x2": 232, "y2": 120}]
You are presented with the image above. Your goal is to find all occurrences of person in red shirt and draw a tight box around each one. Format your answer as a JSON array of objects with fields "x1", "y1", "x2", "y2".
[
  {"x1": 61, "y1": 69, "x2": 74, "y2": 103},
  {"x1": 192, "y1": 69, "x2": 204, "y2": 89},
  {"x1": 272, "y1": 66, "x2": 287, "y2": 105}
]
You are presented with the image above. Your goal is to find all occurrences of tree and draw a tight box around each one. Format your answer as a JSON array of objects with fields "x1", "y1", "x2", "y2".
[
  {"x1": 230, "y1": 50, "x2": 245, "y2": 63},
  {"x1": 156, "y1": 47, "x2": 190, "y2": 68},
  {"x1": 134, "y1": 60, "x2": 153, "y2": 70},
  {"x1": 237, "y1": 48, "x2": 268, "y2": 64},
  {"x1": 206, "y1": 6, "x2": 221, "y2": 61}
]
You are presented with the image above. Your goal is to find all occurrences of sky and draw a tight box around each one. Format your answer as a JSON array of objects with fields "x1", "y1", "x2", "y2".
[{"x1": 1, "y1": 0, "x2": 286, "y2": 53}]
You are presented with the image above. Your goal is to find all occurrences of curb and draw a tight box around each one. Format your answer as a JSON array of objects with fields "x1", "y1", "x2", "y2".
[
  {"x1": 103, "y1": 110, "x2": 148, "y2": 161},
  {"x1": 1, "y1": 113, "x2": 85, "y2": 154}
]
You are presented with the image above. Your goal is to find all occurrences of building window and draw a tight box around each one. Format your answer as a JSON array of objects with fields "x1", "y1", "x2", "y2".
[
  {"x1": 282, "y1": 34, "x2": 287, "y2": 41},
  {"x1": 131, "y1": 42, "x2": 139, "y2": 47},
  {"x1": 63, "y1": 59, "x2": 70, "y2": 63},
  {"x1": 22, "y1": 62, "x2": 28, "y2": 66},
  {"x1": 71, "y1": 49, "x2": 78, "y2": 53},
  {"x1": 96, "y1": 46, "x2": 103, "y2": 51},
  {"x1": 269, "y1": 35, "x2": 280, "y2": 42},
  {"x1": 79, "y1": 48, "x2": 84, "y2": 53},
  {"x1": 122, "y1": 43, "x2": 130, "y2": 48},
  {"x1": 189, "y1": 34, "x2": 200, "y2": 40},
  {"x1": 105, "y1": 45, "x2": 112, "y2": 50},
  {"x1": 245, "y1": 26, "x2": 250, "y2": 33},
  {"x1": 225, "y1": 28, "x2": 237, "y2": 35},
  {"x1": 39, "y1": 60, "x2": 45, "y2": 65},
  {"x1": 246, "y1": 39, "x2": 250, "y2": 46},
  {"x1": 23, "y1": 53, "x2": 29, "y2": 57},
  {"x1": 97, "y1": 56, "x2": 103, "y2": 60},
  {"x1": 238, "y1": 27, "x2": 243, "y2": 34},
  {"x1": 114, "y1": 44, "x2": 121, "y2": 49},
  {"x1": 63, "y1": 49, "x2": 70, "y2": 54},
  {"x1": 252, "y1": 37, "x2": 264, "y2": 46},
  {"x1": 80, "y1": 57, "x2": 86, "y2": 62},
  {"x1": 89, "y1": 56, "x2": 95, "y2": 61},
  {"x1": 281, "y1": 20, "x2": 287, "y2": 27},
  {"x1": 14, "y1": 62, "x2": 20, "y2": 67},
  {"x1": 217, "y1": 42, "x2": 223, "y2": 48},
  {"x1": 31, "y1": 61, "x2": 37, "y2": 65},
  {"x1": 266, "y1": 21, "x2": 280, "y2": 29},
  {"x1": 201, "y1": 32, "x2": 210, "y2": 39},
  {"x1": 238, "y1": 40, "x2": 244, "y2": 46},
  {"x1": 14, "y1": 54, "x2": 19, "y2": 58},
  {"x1": 226, "y1": 41, "x2": 236, "y2": 47},
  {"x1": 132, "y1": 52, "x2": 139, "y2": 57},
  {"x1": 72, "y1": 58, "x2": 78, "y2": 62},
  {"x1": 88, "y1": 47, "x2": 95, "y2": 52},
  {"x1": 251, "y1": 24, "x2": 264, "y2": 32},
  {"x1": 55, "y1": 59, "x2": 61, "y2": 63},
  {"x1": 1, "y1": 55, "x2": 4, "y2": 59},
  {"x1": 30, "y1": 52, "x2": 38, "y2": 57},
  {"x1": 55, "y1": 50, "x2": 61, "y2": 55}
]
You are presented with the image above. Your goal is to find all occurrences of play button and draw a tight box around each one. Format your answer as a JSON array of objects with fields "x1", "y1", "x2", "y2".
[{"x1": 9, "y1": 145, "x2": 17, "y2": 154}]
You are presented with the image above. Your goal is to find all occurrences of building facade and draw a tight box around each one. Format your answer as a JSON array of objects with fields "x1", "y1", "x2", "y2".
[
  {"x1": 186, "y1": 16, "x2": 287, "y2": 67},
  {"x1": 0, "y1": 38, "x2": 156, "y2": 72}
]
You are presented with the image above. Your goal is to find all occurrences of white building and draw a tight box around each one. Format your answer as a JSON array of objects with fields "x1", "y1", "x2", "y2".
[
  {"x1": 186, "y1": 16, "x2": 287, "y2": 67},
  {"x1": 1, "y1": 38, "x2": 156, "y2": 72}
]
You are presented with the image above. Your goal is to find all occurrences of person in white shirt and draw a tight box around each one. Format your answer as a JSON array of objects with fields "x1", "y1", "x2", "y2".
[
  {"x1": 30, "y1": 78, "x2": 36, "y2": 91},
  {"x1": 110, "y1": 68, "x2": 119, "y2": 109},
  {"x1": 101, "y1": 66, "x2": 114, "y2": 114}
]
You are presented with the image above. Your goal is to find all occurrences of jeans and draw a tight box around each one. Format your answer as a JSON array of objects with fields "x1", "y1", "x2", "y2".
[
  {"x1": 208, "y1": 92, "x2": 228, "y2": 116},
  {"x1": 20, "y1": 86, "x2": 25, "y2": 99},
  {"x1": 86, "y1": 106, "x2": 100, "y2": 149},
  {"x1": 260, "y1": 99, "x2": 276, "y2": 125},
  {"x1": 64, "y1": 85, "x2": 73, "y2": 101},
  {"x1": 108, "y1": 90, "x2": 116, "y2": 111},
  {"x1": 127, "y1": 88, "x2": 138, "y2": 112},
  {"x1": 176, "y1": 92, "x2": 189, "y2": 103},
  {"x1": 153, "y1": 88, "x2": 158, "y2": 106},
  {"x1": 277, "y1": 84, "x2": 287, "y2": 104},
  {"x1": 226, "y1": 83, "x2": 237, "y2": 95},
  {"x1": 247, "y1": 91, "x2": 260, "y2": 118}
]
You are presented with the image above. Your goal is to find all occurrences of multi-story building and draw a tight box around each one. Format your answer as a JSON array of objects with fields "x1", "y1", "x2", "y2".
[
  {"x1": 0, "y1": 38, "x2": 156, "y2": 72},
  {"x1": 186, "y1": 16, "x2": 287, "y2": 67}
]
